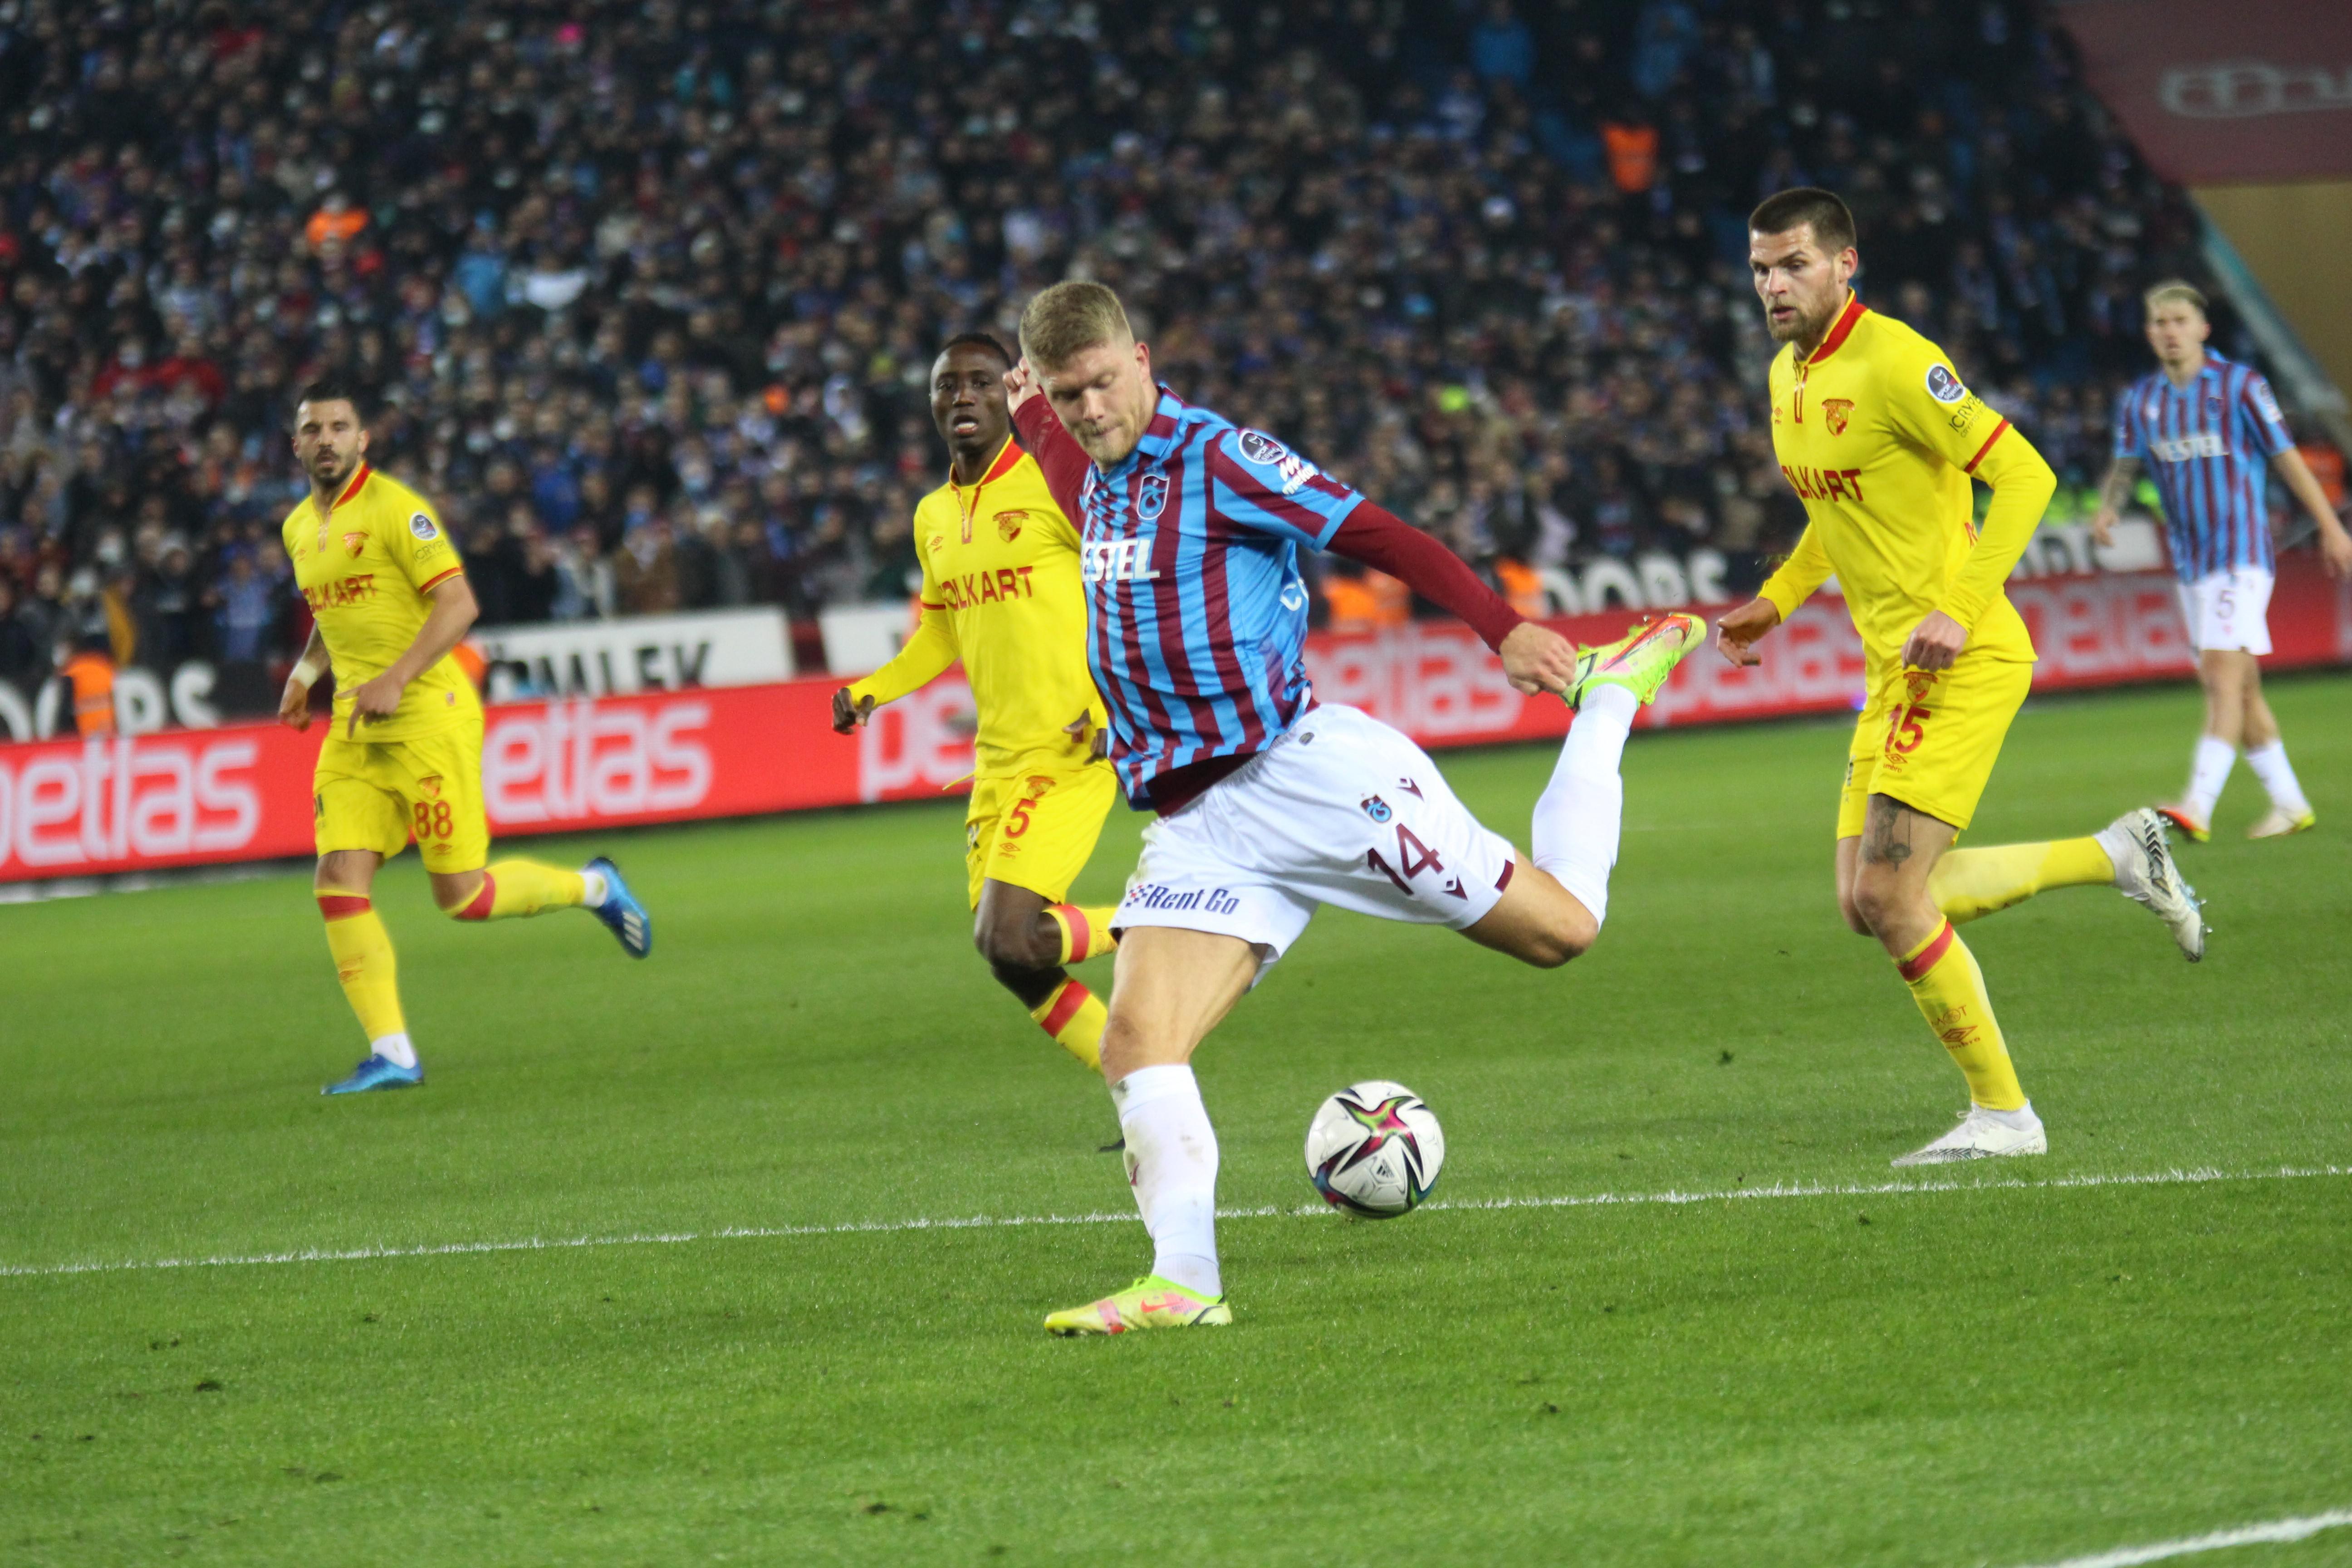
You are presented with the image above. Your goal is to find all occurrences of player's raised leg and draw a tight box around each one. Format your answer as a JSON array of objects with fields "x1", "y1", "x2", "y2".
[
  {"x1": 1044, "y1": 928, "x2": 1258, "y2": 1334},
  {"x1": 1925, "y1": 807, "x2": 2204, "y2": 960},
  {"x1": 1844, "y1": 798, "x2": 2043, "y2": 1166},
  {"x1": 1465, "y1": 613, "x2": 1704, "y2": 965},
  {"x1": 436, "y1": 857, "x2": 647, "y2": 952}
]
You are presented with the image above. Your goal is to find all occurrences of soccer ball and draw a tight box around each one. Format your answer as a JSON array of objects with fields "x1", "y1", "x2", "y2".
[{"x1": 1304, "y1": 1080, "x2": 1445, "y2": 1218}]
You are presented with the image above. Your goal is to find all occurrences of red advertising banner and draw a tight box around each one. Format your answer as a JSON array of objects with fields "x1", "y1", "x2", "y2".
[
  {"x1": 3, "y1": 565, "x2": 2347, "y2": 884},
  {"x1": 2055, "y1": 0, "x2": 2352, "y2": 184}
]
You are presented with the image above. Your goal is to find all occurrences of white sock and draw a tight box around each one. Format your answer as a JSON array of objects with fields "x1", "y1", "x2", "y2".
[
  {"x1": 1530, "y1": 683, "x2": 1636, "y2": 926},
  {"x1": 372, "y1": 1032, "x2": 418, "y2": 1069},
  {"x1": 2241, "y1": 740, "x2": 2310, "y2": 815},
  {"x1": 580, "y1": 867, "x2": 610, "y2": 908},
  {"x1": 1981, "y1": 1101, "x2": 2038, "y2": 1131},
  {"x1": 2185, "y1": 735, "x2": 2234, "y2": 821},
  {"x1": 1110, "y1": 1064, "x2": 1221, "y2": 1298}
]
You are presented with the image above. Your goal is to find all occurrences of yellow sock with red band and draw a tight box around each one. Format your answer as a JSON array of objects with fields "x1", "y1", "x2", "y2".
[
  {"x1": 1046, "y1": 905, "x2": 1120, "y2": 965},
  {"x1": 318, "y1": 895, "x2": 407, "y2": 1051},
  {"x1": 446, "y1": 859, "x2": 588, "y2": 921},
  {"x1": 1930, "y1": 838, "x2": 2113, "y2": 925},
  {"x1": 1030, "y1": 979, "x2": 1107, "y2": 1070},
  {"x1": 1896, "y1": 918, "x2": 2025, "y2": 1111}
]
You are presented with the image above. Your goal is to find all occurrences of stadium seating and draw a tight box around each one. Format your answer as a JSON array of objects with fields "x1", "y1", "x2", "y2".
[{"x1": 0, "y1": 0, "x2": 2288, "y2": 709}]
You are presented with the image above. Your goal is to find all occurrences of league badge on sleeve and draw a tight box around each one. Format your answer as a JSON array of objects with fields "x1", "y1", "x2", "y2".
[
  {"x1": 410, "y1": 512, "x2": 439, "y2": 540},
  {"x1": 1925, "y1": 365, "x2": 1968, "y2": 403},
  {"x1": 1235, "y1": 429, "x2": 1322, "y2": 495}
]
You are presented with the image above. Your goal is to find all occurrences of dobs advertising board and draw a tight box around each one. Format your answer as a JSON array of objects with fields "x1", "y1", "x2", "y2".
[{"x1": 2, "y1": 564, "x2": 2345, "y2": 884}]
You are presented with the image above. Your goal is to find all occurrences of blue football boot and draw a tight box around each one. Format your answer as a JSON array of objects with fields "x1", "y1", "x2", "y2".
[
  {"x1": 587, "y1": 857, "x2": 652, "y2": 958},
  {"x1": 324, "y1": 1054, "x2": 424, "y2": 1095}
]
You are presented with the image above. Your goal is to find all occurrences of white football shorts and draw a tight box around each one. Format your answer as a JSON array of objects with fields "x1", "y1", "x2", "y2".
[
  {"x1": 2176, "y1": 566, "x2": 2273, "y2": 656},
  {"x1": 1114, "y1": 703, "x2": 1519, "y2": 973}
]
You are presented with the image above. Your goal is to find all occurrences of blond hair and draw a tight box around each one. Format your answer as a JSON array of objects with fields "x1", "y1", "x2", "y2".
[
  {"x1": 1019, "y1": 280, "x2": 1133, "y2": 370},
  {"x1": 2143, "y1": 279, "x2": 2208, "y2": 317}
]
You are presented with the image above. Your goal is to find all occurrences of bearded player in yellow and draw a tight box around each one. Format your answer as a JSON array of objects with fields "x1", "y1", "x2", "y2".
[
  {"x1": 277, "y1": 381, "x2": 652, "y2": 1096},
  {"x1": 832, "y1": 334, "x2": 1121, "y2": 1071},
  {"x1": 1716, "y1": 190, "x2": 2205, "y2": 1166}
]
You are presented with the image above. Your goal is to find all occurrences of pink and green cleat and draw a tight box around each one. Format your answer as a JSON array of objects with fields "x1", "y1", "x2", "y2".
[
  {"x1": 1044, "y1": 1275, "x2": 1231, "y2": 1336},
  {"x1": 1563, "y1": 612, "x2": 1706, "y2": 709}
]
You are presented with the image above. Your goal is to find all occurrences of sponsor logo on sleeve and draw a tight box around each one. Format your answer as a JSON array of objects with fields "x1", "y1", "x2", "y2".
[
  {"x1": 1925, "y1": 364, "x2": 1968, "y2": 403},
  {"x1": 2251, "y1": 379, "x2": 2284, "y2": 424},
  {"x1": 410, "y1": 512, "x2": 439, "y2": 540},
  {"x1": 1234, "y1": 429, "x2": 1322, "y2": 495}
]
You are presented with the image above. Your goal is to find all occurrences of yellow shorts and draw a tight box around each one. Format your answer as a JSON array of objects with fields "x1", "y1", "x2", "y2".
[
  {"x1": 314, "y1": 717, "x2": 490, "y2": 875},
  {"x1": 964, "y1": 762, "x2": 1119, "y2": 909},
  {"x1": 1838, "y1": 655, "x2": 2033, "y2": 838}
]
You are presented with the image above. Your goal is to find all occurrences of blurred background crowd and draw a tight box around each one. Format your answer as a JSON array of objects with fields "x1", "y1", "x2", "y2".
[{"x1": 0, "y1": 0, "x2": 2335, "y2": 716}]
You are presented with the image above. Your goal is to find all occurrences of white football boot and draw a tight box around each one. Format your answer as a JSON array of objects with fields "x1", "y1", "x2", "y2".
[
  {"x1": 1892, "y1": 1104, "x2": 2047, "y2": 1167},
  {"x1": 2096, "y1": 808, "x2": 2205, "y2": 961}
]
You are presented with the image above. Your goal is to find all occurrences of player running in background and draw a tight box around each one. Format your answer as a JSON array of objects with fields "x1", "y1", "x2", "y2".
[
  {"x1": 277, "y1": 382, "x2": 650, "y2": 1096},
  {"x1": 2092, "y1": 281, "x2": 2352, "y2": 841},
  {"x1": 1005, "y1": 281, "x2": 1702, "y2": 1335},
  {"x1": 1715, "y1": 190, "x2": 2205, "y2": 1167},
  {"x1": 832, "y1": 333, "x2": 1123, "y2": 1071}
]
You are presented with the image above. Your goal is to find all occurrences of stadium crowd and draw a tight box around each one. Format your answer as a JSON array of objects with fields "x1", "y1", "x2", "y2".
[{"x1": 0, "y1": 0, "x2": 2296, "y2": 714}]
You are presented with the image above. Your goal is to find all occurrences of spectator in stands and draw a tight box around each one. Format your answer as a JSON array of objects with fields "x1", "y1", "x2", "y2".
[
  {"x1": 0, "y1": 0, "x2": 2321, "y2": 698},
  {"x1": 0, "y1": 576, "x2": 44, "y2": 697}
]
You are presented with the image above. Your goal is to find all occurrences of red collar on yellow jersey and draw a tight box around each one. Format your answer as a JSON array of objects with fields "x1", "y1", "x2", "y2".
[{"x1": 1801, "y1": 292, "x2": 1869, "y2": 367}]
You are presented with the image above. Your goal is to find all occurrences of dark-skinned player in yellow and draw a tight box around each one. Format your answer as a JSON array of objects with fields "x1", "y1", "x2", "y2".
[
  {"x1": 832, "y1": 334, "x2": 1122, "y2": 1072},
  {"x1": 1715, "y1": 190, "x2": 2205, "y2": 1165},
  {"x1": 277, "y1": 381, "x2": 652, "y2": 1095}
]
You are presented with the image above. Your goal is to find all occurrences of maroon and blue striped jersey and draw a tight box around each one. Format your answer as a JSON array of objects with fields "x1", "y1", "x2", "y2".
[
  {"x1": 2112, "y1": 353, "x2": 2293, "y2": 582},
  {"x1": 1054, "y1": 386, "x2": 1367, "y2": 805}
]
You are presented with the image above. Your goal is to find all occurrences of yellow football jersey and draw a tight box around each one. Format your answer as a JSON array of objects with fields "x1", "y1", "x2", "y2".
[
  {"x1": 1759, "y1": 294, "x2": 2054, "y2": 673},
  {"x1": 282, "y1": 464, "x2": 480, "y2": 741},
  {"x1": 849, "y1": 438, "x2": 1105, "y2": 778}
]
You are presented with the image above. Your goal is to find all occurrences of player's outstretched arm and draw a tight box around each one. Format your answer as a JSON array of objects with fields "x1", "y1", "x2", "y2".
[
  {"x1": 1721, "y1": 523, "x2": 1831, "y2": 666},
  {"x1": 1714, "y1": 597, "x2": 1781, "y2": 667},
  {"x1": 833, "y1": 605, "x2": 959, "y2": 733},
  {"x1": 1004, "y1": 356, "x2": 1096, "y2": 514},
  {"x1": 2269, "y1": 447, "x2": 2352, "y2": 578},
  {"x1": 279, "y1": 624, "x2": 330, "y2": 730},
  {"x1": 347, "y1": 574, "x2": 479, "y2": 736}
]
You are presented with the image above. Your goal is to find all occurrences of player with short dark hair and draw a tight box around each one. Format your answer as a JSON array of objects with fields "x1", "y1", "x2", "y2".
[
  {"x1": 832, "y1": 333, "x2": 1125, "y2": 1070},
  {"x1": 2093, "y1": 281, "x2": 2352, "y2": 840},
  {"x1": 1716, "y1": 191, "x2": 2205, "y2": 1166},
  {"x1": 1006, "y1": 279, "x2": 1703, "y2": 1334},
  {"x1": 279, "y1": 382, "x2": 651, "y2": 1095}
]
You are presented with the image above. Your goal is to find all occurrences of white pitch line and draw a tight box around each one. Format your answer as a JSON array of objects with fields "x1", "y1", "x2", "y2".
[
  {"x1": 2010, "y1": 1507, "x2": 2352, "y2": 1568},
  {"x1": 1, "y1": 1164, "x2": 2342, "y2": 1283}
]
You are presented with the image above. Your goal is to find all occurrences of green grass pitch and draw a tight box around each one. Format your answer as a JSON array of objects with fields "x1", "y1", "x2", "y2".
[{"x1": 4, "y1": 678, "x2": 2350, "y2": 1567}]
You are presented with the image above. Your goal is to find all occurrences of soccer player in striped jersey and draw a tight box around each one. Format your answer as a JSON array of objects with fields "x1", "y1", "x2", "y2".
[
  {"x1": 1004, "y1": 280, "x2": 1702, "y2": 1335},
  {"x1": 1715, "y1": 190, "x2": 2206, "y2": 1168},
  {"x1": 832, "y1": 333, "x2": 1123, "y2": 1072},
  {"x1": 2093, "y1": 281, "x2": 2352, "y2": 840}
]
